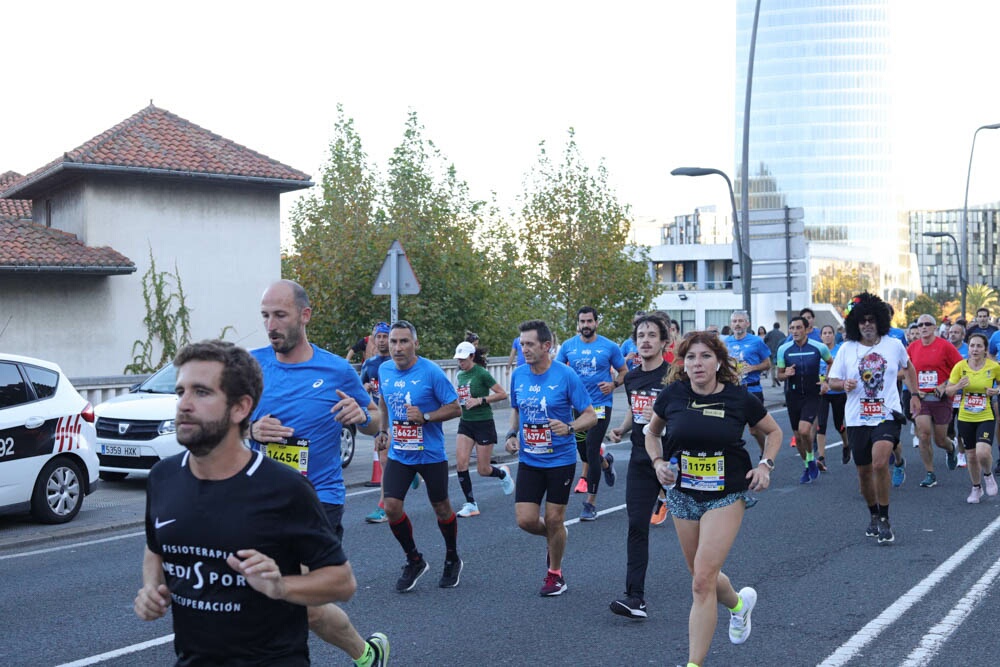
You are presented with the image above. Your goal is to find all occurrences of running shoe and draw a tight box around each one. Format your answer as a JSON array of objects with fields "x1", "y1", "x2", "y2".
[
  {"x1": 610, "y1": 595, "x2": 648, "y2": 619},
  {"x1": 957, "y1": 452, "x2": 968, "y2": 468},
  {"x1": 842, "y1": 446, "x2": 852, "y2": 465},
  {"x1": 603, "y1": 452, "x2": 616, "y2": 487},
  {"x1": 877, "y1": 519, "x2": 894, "y2": 545},
  {"x1": 817, "y1": 457, "x2": 828, "y2": 473},
  {"x1": 580, "y1": 502, "x2": 598, "y2": 521},
  {"x1": 892, "y1": 461, "x2": 906, "y2": 488},
  {"x1": 650, "y1": 499, "x2": 668, "y2": 525},
  {"x1": 457, "y1": 501, "x2": 480, "y2": 518},
  {"x1": 411, "y1": 475, "x2": 421, "y2": 490},
  {"x1": 799, "y1": 468, "x2": 811, "y2": 484},
  {"x1": 807, "y1": 459, "x2": 819, "y2": 481},
  {"x1": 728, "y1": 587, "x2": 757, "y2": 644},
  {"x1": 396, "y1": 558, "x2": 429, "y2": 593},
  {"x1": 946, "y1": 447, "x2": 959, "y2": 471},
  {"x1": 439, "y1": 557, "x2": 463, "y2": 588},
  {"x1": 365, "y1": 507, "x2": 388, "y2": 523},
  {"x1": 913, "y1": 435, "x2": 920, "y2": 448},
  {"x1": 499, "y1": 465, "x2": 515, "y2": 495},
  {"x1": 366, "y1": 632, "x2": 390, "y2": 667},
  {"x1": 540, "y1": 571, "x2": 567, "y2": 596},
  {"x1": 865, "y1": 515, "x2": 879, "y2": 538},
  {"x1": 919, "y1": 472, "x2": 937, "y2": 488},
  {"x1": 574, "y1": 477, "x2": 588, "y2": 493},
  {"x1": 967, "y1": 486, "x2": 983, "y2": 504},
  {"x1": 985, "y1": 473, "x2": 999, "y2": 496}
]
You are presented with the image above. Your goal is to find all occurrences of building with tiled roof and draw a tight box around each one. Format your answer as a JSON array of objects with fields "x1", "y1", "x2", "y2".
[{"x1": 0, "y1": 105, "x2": 313, "y2": 376}]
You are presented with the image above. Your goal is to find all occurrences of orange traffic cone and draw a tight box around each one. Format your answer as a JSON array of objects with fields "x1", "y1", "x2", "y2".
[{"x1": 364, "y1": 450, "x2": 382, "y2": 487}]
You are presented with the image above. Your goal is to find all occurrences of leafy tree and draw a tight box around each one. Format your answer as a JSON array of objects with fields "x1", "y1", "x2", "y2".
[
  {"x1": 905, "y1": 293, "x2": 942, "y2": 324},
  {"x1": 284, "y1": 105, "x2": 387, "y2": 354},
  {"x1": 966, "y1": 284, "x2": 999, "y2": 316},
  {"x1": 811, "y1": 264, "x2": 876, "y2": 311},
  {"x1": 518, "y1": 130, "x2": 658, "y2": 344}
]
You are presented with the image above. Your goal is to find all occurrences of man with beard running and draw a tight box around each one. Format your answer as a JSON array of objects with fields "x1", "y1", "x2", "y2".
[
  {"x1": 829, "y1": 293, "x2": 920, "y2": 545},
  {"x1": 136, "y1": 340, "x2": 387, "y2": 666},
  {"x1": 248, "y1": 280, "x2": 389, "y2": 666},
  {"x1": 557, "y1": 306, "x2": 627, "y2": 520},
  {"x1": 607, "y1": 314, "x2": 671, "y2": 619}
]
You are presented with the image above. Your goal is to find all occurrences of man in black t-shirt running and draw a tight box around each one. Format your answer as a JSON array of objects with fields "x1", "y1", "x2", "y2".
[
  {"x1": 607, "y1": 314, "x2": 672, "y2": 619},
  {"x1": 135, "y1": 341, "x2": 387, "y2": 666}
]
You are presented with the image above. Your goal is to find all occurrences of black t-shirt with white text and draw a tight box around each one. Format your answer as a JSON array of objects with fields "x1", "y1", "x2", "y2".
[
  {"x1": 652, "y1": 380, "x2": 767, "y2": 500},
  {"x1": 624, "y1": 363, "x2": 670, "y2": 458},
  {"x1": 145, "y1": 450, "x2": 345, "y2": 666}
]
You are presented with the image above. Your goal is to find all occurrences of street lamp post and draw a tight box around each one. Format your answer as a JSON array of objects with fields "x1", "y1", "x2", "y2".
[
  {"x1": 671, "y1": 167, "x2": 752, "y2": 320},
  {"x1": 923, "y1": 231, "x2": 964, "y2": 311},
  {"x1": 961, "y1": 123, "x2": 1000, "y2": 321}
]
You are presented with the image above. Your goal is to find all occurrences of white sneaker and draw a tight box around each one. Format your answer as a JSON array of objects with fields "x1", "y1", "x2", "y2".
[
  {"x1": 968, "y1": 486, "x2": 983, "y2": 504},
  {"x1": 456, "y1": 501, "x2": 480, "y2": 518},
  {"x1": 957, "y1": 452, "x2": 968, "y2": 468},
  {"x1": 985, "y1": 473, "x2": 999, "y2": 497},
  {"x1": 729, "y1": 587, "x2": 757, "y2": 644},
  {"x1": 912, "y1": 436, "x2": 920, "y2": 448},
  {"x1": 499, "y1": 465, "x2": 515, "y2": 495}
]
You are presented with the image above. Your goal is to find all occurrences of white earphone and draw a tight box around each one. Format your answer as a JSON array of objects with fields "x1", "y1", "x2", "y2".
[{"x1": 716, "y1": 364, "x2": 721, "y2": 371}]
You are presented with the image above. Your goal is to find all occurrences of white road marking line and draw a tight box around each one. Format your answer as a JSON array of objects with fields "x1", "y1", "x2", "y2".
[
  {"x1": 0, "y1": 531, "x2": 144, "y2": 561},
  {"x1": 818, "y1": 511, "x2": 1000, "y2": 667},
  {"x1": 54, "y1": 634, "x2": 174, "y2": 666},
  {"x1": 565, "y1": 503, "x2": 627, "y2": 525},
  {"x1": 900, "y1": 547, "x2": 1000, "y2": 666}
]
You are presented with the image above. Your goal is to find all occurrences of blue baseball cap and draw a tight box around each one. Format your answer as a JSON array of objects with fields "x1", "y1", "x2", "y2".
[{"x1": 374, "y1": 322, "x2": 390, "y2": 335}]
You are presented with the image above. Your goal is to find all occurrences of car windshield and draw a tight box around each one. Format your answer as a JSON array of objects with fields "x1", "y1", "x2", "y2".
[{"x1": 136, "y1": 365, "x2": 177, "y2": 394}]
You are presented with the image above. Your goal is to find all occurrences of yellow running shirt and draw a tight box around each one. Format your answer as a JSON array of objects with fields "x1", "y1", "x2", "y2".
[{"x1": 949, "y1": 359, "x2": 1000, "y2": 422}]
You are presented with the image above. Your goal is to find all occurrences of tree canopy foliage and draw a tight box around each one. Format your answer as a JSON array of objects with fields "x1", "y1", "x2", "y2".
[{"x1": 283, "y1": 110, "x2": 658, "y2": 358}]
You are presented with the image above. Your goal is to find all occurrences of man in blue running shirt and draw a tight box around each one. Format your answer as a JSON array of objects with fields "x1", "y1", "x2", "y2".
[
  {"x1": 723, "y1": 310, "x2": 772, "y2": 454},
  {"x1": 377, "y1": 320, "x2": 462, "y2": 593},
  {"x1": 556, "y1": 306, "x2": 627, "y2": 520},
  {"x1": 249, "y1": 280, "x2": 389, "y2": 667},
  {"x1": 505, "y1": 319, "x2": 596, "y2": 596},
  {"x1": 778, "y1": 316, "x2": 833, "y2": 484}
]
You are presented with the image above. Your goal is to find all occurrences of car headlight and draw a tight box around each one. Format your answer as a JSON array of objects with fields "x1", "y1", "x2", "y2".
[{"x1": 159, "y1": 419, "x2": 176, "y2": 435}]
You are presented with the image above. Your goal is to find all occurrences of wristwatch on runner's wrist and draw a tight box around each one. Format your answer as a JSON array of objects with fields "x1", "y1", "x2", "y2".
[
  {"x1": 759, "y1": 458, "x2": 775, "y2": 471},
  {"x1": 422, "y1": 412, "x2": 432, "y2": 423}
]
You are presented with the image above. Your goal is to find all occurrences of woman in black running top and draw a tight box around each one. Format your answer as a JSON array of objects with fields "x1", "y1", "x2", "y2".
[{"x1": 644, "y1": 331, "x2": 782, "y2": 667}]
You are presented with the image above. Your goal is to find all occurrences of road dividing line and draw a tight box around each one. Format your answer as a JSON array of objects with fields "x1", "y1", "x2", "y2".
[
  {"x1": 900, "y1": 548, "x2": 1000, "y2": 666},
  {"x1": 0, "y1": 531, "x2": 144, "y2": 561},
  {"x1": 54, "y1": 634, "x2": 174, "y2": 666},
  {"x1": 818, "y1": 512, "x2": 1000, "y2": 666}
]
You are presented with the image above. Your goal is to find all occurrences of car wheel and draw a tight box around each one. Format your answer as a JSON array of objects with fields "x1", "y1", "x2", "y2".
[
  {"x1": 99, "y1": 471, "x2": 129, "y2": 482},
  {"x1": 340, "y1": 425, "x2": 356, "y2": 469},
  {"x1": 31, "y1": 457, "x2": 85, "y2": 524}
]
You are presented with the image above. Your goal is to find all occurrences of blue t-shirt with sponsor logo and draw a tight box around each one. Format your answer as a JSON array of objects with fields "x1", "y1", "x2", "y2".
[
  {"x1": 378, "y1": 357, "x2": 459, "y2": 465},
  {"x1": 722, "y1": 333, "x2": 771, "y2": 392},
  {"x1": 556, "y1": 334, "x2": 626, "y2": 407},
  {"x1": 620, "y1": 337, "x2": 640, "y2": 371},
  {"x1": 510, "y1": 362, "x2": 593, "y2": 468},
  {"x1": 251, "y1": 344, "x2": 370, "y2": 506}
]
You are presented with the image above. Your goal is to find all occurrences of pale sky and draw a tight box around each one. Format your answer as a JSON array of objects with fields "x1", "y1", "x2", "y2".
[{"x1": 3, "y1": 0, "x2": 1000, "y2": 242}]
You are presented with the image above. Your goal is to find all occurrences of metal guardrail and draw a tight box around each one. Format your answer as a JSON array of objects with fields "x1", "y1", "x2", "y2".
[{"x1": 71, "y1": 357, "x2": 516, "y2": 408}]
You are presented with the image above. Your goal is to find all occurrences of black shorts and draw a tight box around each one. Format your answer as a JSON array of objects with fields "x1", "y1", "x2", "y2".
[
  {"x1": 382, "y1": 459, "x2": 450, "y2": 503},
  {"x1": 748, "y1": 390, "x2": 764, "y2": 404},
  {"x1": 957, "y1": 420, "x2": 995, "y2": 450},
  {"x1": 457, "y1": 419, "x2": 498, "y2": 445},
  {"x1": 575, "y1": 407, "x2": 612, "y2": 461},
  {"x1": 847, "y1": 421, "x2": 902, "y2": 466},
  {"x1": 515, "y1": 462, "x2": 577, "y2": 506},
  {"x1": 787, "y1": 393, "x2": 822, "y2": 427},
  {"x1": 321, "y1": 503, "x2": 348, "y2": 564}
]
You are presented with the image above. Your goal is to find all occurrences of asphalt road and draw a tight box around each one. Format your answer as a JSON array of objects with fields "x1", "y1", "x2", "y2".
[{"x1": 3, "y1": 391, "x2": 1000, "y2": 666}]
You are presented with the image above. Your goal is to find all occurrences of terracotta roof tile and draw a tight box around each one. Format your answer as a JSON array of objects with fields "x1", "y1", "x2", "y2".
[
  {"x1": 0, "y1": 171, "x2": 31, "y2": 221},
  {"x1": 0, "y1": 220, "x2": 134, "y2": 273},
  {"x1": 2, "y1": 105, "x2": 311, "y2": 199}
]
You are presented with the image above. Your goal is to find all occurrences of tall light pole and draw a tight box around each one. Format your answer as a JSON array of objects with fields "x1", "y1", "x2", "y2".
[
  {"x1": 923, "y1": 231, "x2": 963, "y2": 310},
  {"x1": 739, "y1": 0, "x2": 762, "y2": 326},
  {"x1": 671, "y1": 167, "x2": 752, "y2": 319},
  {"x1": 961, "y1": 122, "x2": 1000, "y2": 321}
]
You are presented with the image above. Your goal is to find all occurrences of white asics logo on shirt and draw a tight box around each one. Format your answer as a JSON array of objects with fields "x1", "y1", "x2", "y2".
[
  {"x1": 313, "y1": 379, "x2": 324, "y2": 388},
  {"x1": 154, "y1": 517, "x2": 176, "y2": 529}
]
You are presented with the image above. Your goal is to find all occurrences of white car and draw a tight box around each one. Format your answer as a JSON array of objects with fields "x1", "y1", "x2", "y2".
[
  {"x1": 0, "y1": 353, "x2": 100, "y2": 523},
  {"x1": 93, "y1": 364, "x2": 182, "y2": 480}
]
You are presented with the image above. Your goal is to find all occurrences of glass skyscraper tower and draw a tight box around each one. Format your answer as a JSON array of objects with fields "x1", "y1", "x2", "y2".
[{"x1": 735, "y1": 0, "x2": 909, "y2": 292}]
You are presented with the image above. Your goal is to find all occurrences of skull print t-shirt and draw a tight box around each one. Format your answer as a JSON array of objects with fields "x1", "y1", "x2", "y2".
[{"x1": 829, "y1": 336, "x2": 910, "y2": 428}]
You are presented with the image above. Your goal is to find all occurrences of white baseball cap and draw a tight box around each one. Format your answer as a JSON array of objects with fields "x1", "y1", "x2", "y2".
[{"x1": 453, "y1": 341, "x2": 476, "y2": 359}]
